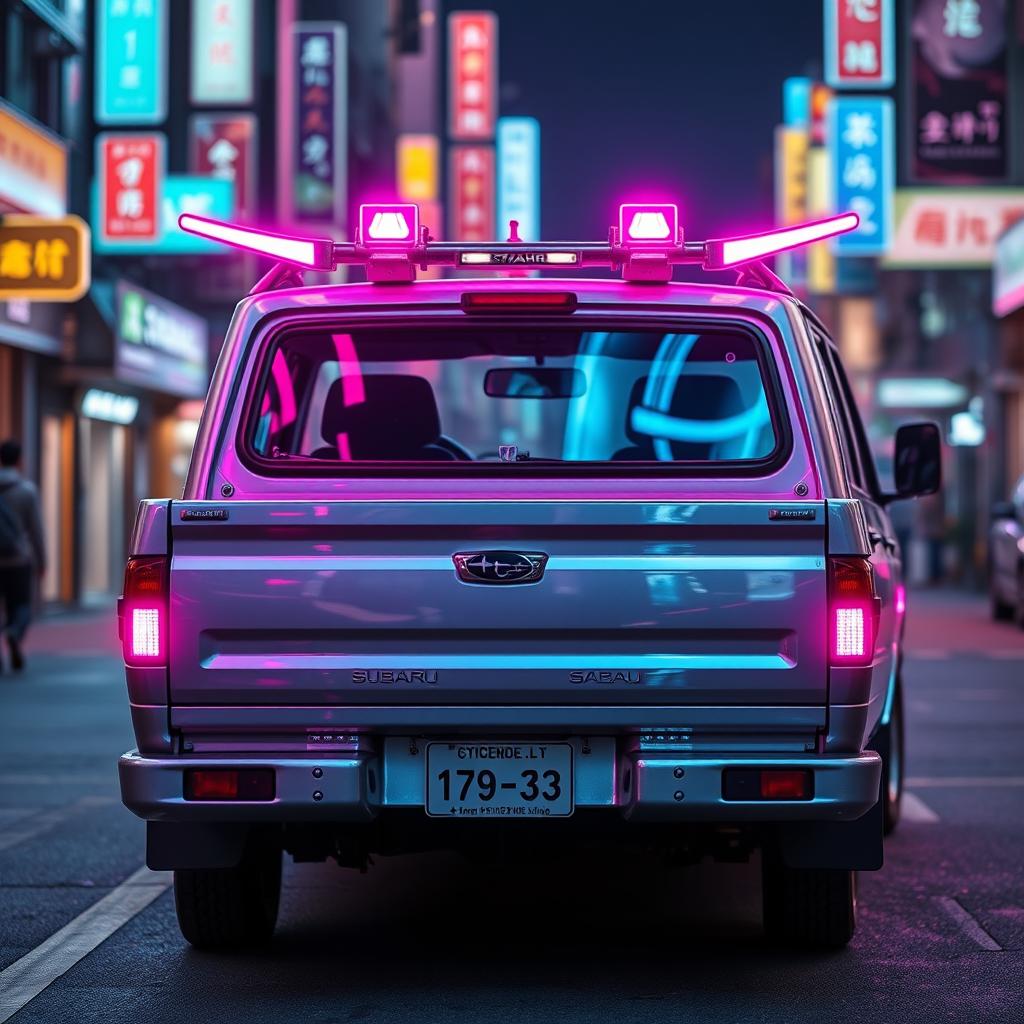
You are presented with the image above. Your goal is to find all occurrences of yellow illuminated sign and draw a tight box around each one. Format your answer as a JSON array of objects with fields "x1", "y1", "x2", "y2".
[
  {"x1": 775, "y1": 126, "x2": 809, "y2": 226},
  {"x1": 397, "y1": 134, "x2": 439, "y2": 202},
  {"x1": 0, "y1": 215, "x2": 90, "y2": 301}
]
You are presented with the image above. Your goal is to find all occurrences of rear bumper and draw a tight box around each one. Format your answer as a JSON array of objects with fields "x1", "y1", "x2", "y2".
[{"x1": 119, "y1": 746, "x2": 881, "y2": 824}]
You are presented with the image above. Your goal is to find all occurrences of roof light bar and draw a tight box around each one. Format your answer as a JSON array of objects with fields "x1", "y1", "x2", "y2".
[
  {"x1": 357, "y1": 203, "x2": 419, "y2": 247},
  {"x1": 178, "y1": 214, "x2": 334, "y2": 270},
  {"x1": 704, "y1": 212, "x2": 859, "y2": 269},
  {"x1": 458, "y1": 250, "x2": 579, "y2": 266},
  {"x1": 619, "y1": 203, "x2": 680, "y2": 246}
]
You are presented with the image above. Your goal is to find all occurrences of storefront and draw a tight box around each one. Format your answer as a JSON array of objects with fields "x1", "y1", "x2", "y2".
[
  {"x1": 993, "y1": 218, "x2": 1024, "y2": 501},
  {"x1": 71, "y1": 280, "x2": 209, "y2": 601}
]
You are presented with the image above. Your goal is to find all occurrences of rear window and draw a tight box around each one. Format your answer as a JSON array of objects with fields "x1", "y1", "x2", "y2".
[{"x1": 242, "y1": 321, "x2": 789, "y2": 474}]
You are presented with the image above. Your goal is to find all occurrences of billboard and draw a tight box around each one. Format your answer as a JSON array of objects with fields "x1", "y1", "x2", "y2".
[
  {"x1": 0, "y1": 102, "x2": 68, "y2": 217},
  {"x1": 189, "y1": 114, "x2": 258, "y2": 215},
  {"x1": 448, "y1": 12, "x2": 497, "y2": 140},
  {"x1": 291, "y1": 23, "x2": 347, "y2": 226},
  {"x1": 115, "y1": 281, "x2": 208, "y2": 398},
  {"x1": 497, "y1": 117, "x2": 540, "y2": 242},
  {"x1": 830, "y1": 95, "x2": 894, "y2": 256},
  {"x1": 824, "y1": 0, "x2": 895, "y2": 89},
  {"x1": 190, "y1": 0, "x2": 255, "y2": 106},
  {"x1": 0, "y1": 216, "x2": 90, "y2": 302},
  {"x1": 908, "y1": 0, "x2": 1010, "y2": 183},
  {"x1": 96, "y1": 0, "x2": 167, "y2": 124},
  {"x1": 450, "y1": 146, "x2": 495, "y2": 242},
  {"x1": 993, "y1": 217, "x2": 1024, "y2": 317},
  {"x1": 96, "y1": 133, "x2": 164, "y2": 247},
  {"x1": 884, "y1": 189, "x2": 1024, "y2": 268},
  {"x1": 397, "y1": 134, "x2": 440, "y2": 202}
]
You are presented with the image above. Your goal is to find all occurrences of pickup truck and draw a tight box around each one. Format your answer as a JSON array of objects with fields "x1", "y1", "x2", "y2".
[{"x1": 118, "y1": 203, "x2": 941, "y2": 950}]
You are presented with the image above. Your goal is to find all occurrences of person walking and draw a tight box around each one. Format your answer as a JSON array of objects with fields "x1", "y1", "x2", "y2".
[{"x1": 0, "y1": 439, "x2": 46, "y2": 671}]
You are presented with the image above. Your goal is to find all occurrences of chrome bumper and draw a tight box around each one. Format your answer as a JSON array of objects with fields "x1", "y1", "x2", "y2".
[{"x1": 120, "y1": 740, "x2": 881, "y2": 823}]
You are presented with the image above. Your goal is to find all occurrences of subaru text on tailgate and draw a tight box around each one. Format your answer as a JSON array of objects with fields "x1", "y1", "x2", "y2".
[{"x1": 117, "y1": 202, "x2": 941, "y2": 949}]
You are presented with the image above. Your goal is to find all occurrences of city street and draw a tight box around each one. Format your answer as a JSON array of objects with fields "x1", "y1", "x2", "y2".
[{"x1": 0, "y1": 589, "x2": 1021, "y2": 1024}]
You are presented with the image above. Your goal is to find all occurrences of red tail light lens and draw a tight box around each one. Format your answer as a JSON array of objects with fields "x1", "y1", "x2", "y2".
[
  {"x1": 119, "y1": 555, "x2": 168, "y2": 666},
  {"x1": 759, "y1": 769, "x2": 813, "y2": 800},
  {"x1": 828, "y1": 556, "x2": 878, "y2": 667},
  {"x1": 184, "y1": 769, "x2": 276, "y2": 802}
]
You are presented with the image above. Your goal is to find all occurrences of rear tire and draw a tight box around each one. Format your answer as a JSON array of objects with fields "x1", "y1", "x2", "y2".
[
  {"x1": 174, "y1": 833, "x2": 282, "y2": 948},
  {"x1": 873, "y1": 678, "x2": 904, "y2": 836},
  {"x1": 762, "y1": 857, "x2": 857, "y2": 949}
]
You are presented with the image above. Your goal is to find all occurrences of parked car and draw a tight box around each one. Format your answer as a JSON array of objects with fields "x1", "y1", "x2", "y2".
[
  {"x1": 989, "y1": 476, "x2": 1024, "y2": 625},
  {"x1": 117, "y1": 202, "x2": 940, "y2": 950}
]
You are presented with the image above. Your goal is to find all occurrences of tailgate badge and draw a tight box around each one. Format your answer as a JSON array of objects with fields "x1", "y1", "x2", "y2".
[
  {"x1": 453, "y1": 550, "x2": 548, "y2": 585},
  {"x1": 768, "y1": 508, "x2": 815, "y2": 521},
  {"x1": 180, "y1": 507, "x2": 229, "y2": 521}
]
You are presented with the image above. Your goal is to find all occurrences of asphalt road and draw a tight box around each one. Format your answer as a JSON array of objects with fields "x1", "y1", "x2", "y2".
[{"x1": 1, "y1": 588, "x2": 1022, "y2": 1024}]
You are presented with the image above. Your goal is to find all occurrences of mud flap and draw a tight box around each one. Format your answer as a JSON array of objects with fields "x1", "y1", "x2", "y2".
[
  {"x1": 147, "y1": 822, "x2": 251, "y2": 870},
  {"x1": 772, "y1": 797, "x2": 883, "y2": 871}
]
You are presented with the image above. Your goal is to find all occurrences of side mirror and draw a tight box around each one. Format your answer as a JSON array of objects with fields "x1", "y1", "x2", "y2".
[
  {"x1": 892, "y1": 421, "x2": 941, "y2": 499},
  {"x1": 991, "y1": 501, "x2": 1015, "y2": 522}
]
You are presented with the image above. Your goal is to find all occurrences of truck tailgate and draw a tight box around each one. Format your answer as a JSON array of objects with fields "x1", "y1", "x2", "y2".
[{"x1": 167, "y1": 500, "x2": 827, "y2": 707}]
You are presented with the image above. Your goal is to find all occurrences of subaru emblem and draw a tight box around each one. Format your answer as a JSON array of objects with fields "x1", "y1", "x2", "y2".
[{"x1": 453, "y1": 551, "x2": 548, "y2": 585}]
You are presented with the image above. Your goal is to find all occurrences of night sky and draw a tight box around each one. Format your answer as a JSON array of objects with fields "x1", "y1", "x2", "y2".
[{"x1": 449, "y1": 0, "x2": 824, "y2": 241}]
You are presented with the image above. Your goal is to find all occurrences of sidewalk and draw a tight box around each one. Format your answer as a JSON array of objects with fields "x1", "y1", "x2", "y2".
[
  {"x1": 23, "y1": 607, "x2": 120, "y2": 658},
  {"x1": 902, "y1": 586, "x2": 1024, "y2": 656}
]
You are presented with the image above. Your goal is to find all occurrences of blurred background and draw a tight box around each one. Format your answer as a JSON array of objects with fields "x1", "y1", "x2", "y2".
[{"x1": 1, "y1": 0, "x2": 1023, "y2": 610}]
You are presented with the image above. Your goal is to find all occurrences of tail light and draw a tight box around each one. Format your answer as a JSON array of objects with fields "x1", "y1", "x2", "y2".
[
  {"x1": 184, "y1": 769, "x2": 275, "y2": 802},
  {"x1": 828, "y1": 556, "x2": 879, "y2": 667},
  {"x1": 461, "y1": 291, "x2": 578, "y2": 313},
  {"x1": 118, "y1": 555, "x2": 168, "y2": 666}
]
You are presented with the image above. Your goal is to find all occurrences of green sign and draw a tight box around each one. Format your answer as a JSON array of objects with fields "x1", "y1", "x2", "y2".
[{"x1": 96, "y1": 0, "x2": 167, "y2": 125}]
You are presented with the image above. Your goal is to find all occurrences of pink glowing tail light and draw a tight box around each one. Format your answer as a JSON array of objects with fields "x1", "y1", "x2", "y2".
[
  {"x1": 706, "y1": 212, "x2": 859, "y2": 268},
  {"x1": 828, "y1": 557, "x2": 878, "y2": 667},
  {"x1": 358, "y1": 203, "x2": 419, "y2": 246},
  {"x1": 177, "y1": 214, "x2": 335, "y2": 270},
  {"x1": 119, "y1": 555, "x2": 168, "y2": 666},
  {"x1": 619, "y1": 203, "x2": 679, "y2": 245}
]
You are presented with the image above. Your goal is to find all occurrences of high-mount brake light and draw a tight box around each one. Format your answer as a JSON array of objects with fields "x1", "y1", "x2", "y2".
[
  {"x1": 618, "y1": 203, "x2": 680, "y2": 245},
  {"x1": 828, "y1": 556, "x2": 879, "y2": 667},
  {"x1": 177, "y1": 214, "x2": 334, "y2": 270},
  {"x1": 119, "y1": 555, "x2": 168, "y2": 666},
  {"x1": 357, "y1": 203, "x2": 419, "y2": 246},
  {"x1": 705, "y1": 212, "x2": 860, "y2": 268},
  {"x1": 461, "y1": 291, "x2": 578, "y2": 313}
]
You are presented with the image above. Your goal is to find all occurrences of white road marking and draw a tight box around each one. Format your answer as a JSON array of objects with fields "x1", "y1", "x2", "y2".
[
  {"x1": 0, "y1": 773, "x2": 114, "y2": 787},
  {"x1": 901, "y1": 791, "x2": 940, "y2": 823},
  {"x1": 0, "y1": 866, "x2": 171, "y2": 1024},
  {"x1": 907, "y1": 649, "x2": 949, "y2": 660},
  {"x1": 935, "y1": 896, "x2": 1002, "y2": 951},
  {"x1": 906, "y1": 776, "x2": 1024, "y2": 788},
  {"x1": 986, "y1": 650, "x2": 1024, "y2": 660},
  {"x1": 0, "y1": 796, "x2": 116, "y2": 854}
]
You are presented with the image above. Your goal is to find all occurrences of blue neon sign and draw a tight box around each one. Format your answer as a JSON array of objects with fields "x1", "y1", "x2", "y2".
[
  {"x1": 497, "y1": 117, "x2": 540, "y2": 242},
  {"x1": 830, "y1": 96, "x2": 893, "y2": 257},
  {"x1": 96, "y1": 0, "x2": 167, "y2": 125}
]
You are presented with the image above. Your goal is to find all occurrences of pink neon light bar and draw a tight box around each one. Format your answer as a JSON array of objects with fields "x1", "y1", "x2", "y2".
[
  {"x1": 177, "y1": 214, "x2": 334, "y2": 269},
  {"x1": 358, "y1": 204, "x2": 419, "y2": 246},
  {"x1": 618, "y1": 203, "x2": 679, "y2": 245},
  {"x1": 709, "y1": 212, "x2": 859, "y2": 268}
]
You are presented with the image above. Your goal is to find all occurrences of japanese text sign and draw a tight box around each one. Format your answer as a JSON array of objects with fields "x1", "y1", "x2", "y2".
[
  {"x1": 0, "y1": 216, "x2": 91, "y2": 302},
  {"x1": 190, "y1": 0, "x2": 255, "y2": 105},
  {"x1": 830, "y1": 96, "x2": 894, "y2": 256},
  {"x1": 824, "y1": 0, "x2": 895, "y2": 89},
  {"x1": 189, "y1": 114, "x2": 257, "y2": 215},
  {"x1": 115, "y1": 281, "x2": 208, "y2": 398},
  {"x1": 292, "y1": 23, "x2": 347, "y2": 226},
  {"x1": 993, "y1": 216, "x2": 1024, "y2": 317},
  {"x1": 96, "y1": 133, "x2": 164, "y2": 246},
  {"x1": 448, "y1": 12, "x2": 497, "y2": 140},
  {"x1": 884, "y1": 190, "x2": 1024, "y2": 268},
  {"x1": 0, "y1": 102, "x2": 68, "y2": 217},
  {"x1": 450, "y1": 146, "x2": 495, "y2": 242},
  {"x1": 497, "y1": 118, "x2": 540, "y2": 242},
  {"x1": 909, "y1": 0, "x2": 1009, "y2": 183},
  {"x1": 96, "y1": 0, "x2": 167, "y2": 124}
]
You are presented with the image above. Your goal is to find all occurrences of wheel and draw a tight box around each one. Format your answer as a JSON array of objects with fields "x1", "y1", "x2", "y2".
[
  {"x1": 173, "y1": 833, "x2": 282, "y2": 948},
  {"x1": 762, "y1": 857, "x2": 857, "y2": 949},
  {"x1": 873, "y1": 678, "x2": 904, "y2": 836}
]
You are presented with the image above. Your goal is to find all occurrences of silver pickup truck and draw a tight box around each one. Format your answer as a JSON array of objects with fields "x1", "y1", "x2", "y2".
[{"x1": 118, "y1": 203, "x2": 941, "y2": 950}]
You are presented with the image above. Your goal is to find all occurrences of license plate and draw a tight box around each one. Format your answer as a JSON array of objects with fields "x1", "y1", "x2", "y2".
[{"x1": 425, "y1": 741, "x2": 574, "y2": 818}]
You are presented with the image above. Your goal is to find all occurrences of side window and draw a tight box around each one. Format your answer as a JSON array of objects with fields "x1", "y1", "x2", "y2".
[
  {"x1": 824, "y1": 343, "x2": 881, "y2": 498},
  {"x1": 809, "y1": 329, "x2": 867, "y2": 493}
]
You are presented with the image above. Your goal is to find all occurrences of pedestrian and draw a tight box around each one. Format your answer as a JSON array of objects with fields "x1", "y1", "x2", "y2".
[{"x1": 0, "y1": 439, "x2": 46, "y2": 671}]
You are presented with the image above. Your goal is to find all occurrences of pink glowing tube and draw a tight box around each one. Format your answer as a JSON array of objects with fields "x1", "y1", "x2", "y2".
[
  {"x1": 178, "y1": 214, "x2": 335, "y2": 270},
  {"x1": 705, "y1": 212, "x2": 859, "y2": 269}
]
